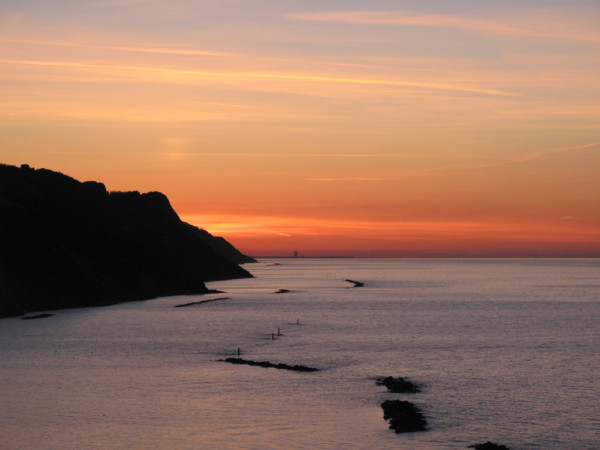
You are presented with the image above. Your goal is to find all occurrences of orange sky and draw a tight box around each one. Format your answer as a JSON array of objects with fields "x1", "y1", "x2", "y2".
[{"x1": 1, "y1": 1, "x2": 599, "y2": 256}]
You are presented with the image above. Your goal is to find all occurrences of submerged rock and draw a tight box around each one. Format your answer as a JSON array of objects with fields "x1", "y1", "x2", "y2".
[
  {"x1": 173, "y1": 297, "x2": 229, "y2": 307},
  {"x1": 21, "y1": 313, "x2": 54, "y2": 320},
  {"x1": 381, "y1": 400, "x2": 427, "y2": 433},
  {"x1": 468, "y1": 442, "x2": 511, "y2": 450},
  {"x1": 220, "y1": 357, "x2": 318, "y2": 372},
  {"x1": 376, "y1": 376, "x2": 421, "y2": 393}
]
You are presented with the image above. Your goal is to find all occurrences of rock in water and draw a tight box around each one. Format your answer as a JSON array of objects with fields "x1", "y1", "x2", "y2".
[
  {"x1": 173, "y1": 297, "x2": 229, "y2": 308},
  {"x1": 376, "y1": 376, "x2": 421, "y2": 393},
  {"x1": 381, "y1": 400, "x2": 427, "y2": 433},
  {"x1": 220, "y1": 357, "x2": 319, "y2": 372},
  {"x1": 21, "y1": 313, "x2": 54, "y2": 320},
  {"x1": 468, "y1": 442, "x2": 511, "y2": 450}
]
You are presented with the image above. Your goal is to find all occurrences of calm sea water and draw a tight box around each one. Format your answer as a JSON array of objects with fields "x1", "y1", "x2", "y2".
[{"x1": 1, "y1": 258, "x2": 599, "y2": 449}]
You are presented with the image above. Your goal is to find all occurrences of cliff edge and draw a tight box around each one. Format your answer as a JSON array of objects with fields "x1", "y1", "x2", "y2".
[{"x1": 0, "y1": 164, "x2": 253, "y2": 318}]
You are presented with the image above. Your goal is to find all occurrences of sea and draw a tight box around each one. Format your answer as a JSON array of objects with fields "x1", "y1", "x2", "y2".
[{"x1": 1, "y1": 258, "x2": 598, "y2": 449}]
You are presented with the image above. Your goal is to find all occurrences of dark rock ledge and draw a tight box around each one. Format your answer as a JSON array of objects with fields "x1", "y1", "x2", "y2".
[
  {"x1": 174, "y1": 297, "x2": 229, "y2": 308},
  {"x1": 21, "y1": 313, "x2": 54, "y2": 320},
  {"x1": 468, "y1": 442, "x2": 511, "y2": 450},
  {"x1": 376, "y1": 376, "x2": 421, "y2": 393},
  {"x1": 220, "y1": 357, "x2": 319, "y2": 372},
  {"x1": 345, "y1": 279, "x2": 364, "y2": 287},
  {"x1": 381, "y1": 399, "x2": 427, "y2": 433}
]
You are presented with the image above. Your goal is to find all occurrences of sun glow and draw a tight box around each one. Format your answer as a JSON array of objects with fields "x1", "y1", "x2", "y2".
[
  {"x1": 1, "y1": 1, "x2": 599, "y2": 257},
  {"x1": 181, "y1": 214, "x2": 600, "y2": 257}
]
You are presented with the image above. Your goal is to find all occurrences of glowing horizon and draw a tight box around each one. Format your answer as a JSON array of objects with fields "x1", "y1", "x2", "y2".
[{"x1": 1, "y1": 1, "x2": 599, "y2": 257}]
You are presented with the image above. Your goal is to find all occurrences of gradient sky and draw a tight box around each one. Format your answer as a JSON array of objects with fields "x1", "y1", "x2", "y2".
[{"x1": 1, "y1": 0, "x2": 599, "y2": 257}]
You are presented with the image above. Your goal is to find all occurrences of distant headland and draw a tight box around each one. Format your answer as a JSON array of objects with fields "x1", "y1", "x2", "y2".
[{"x1": 0, "y1": 163, "x2": 255, "y2": 318}]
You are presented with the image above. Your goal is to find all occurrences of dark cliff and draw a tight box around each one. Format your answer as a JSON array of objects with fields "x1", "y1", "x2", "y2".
[
  {"x1": 0, "y1": 164, "x2": 253, "y2": 318},
  {"x1": 187, "y1": 224, "x2": 256, "y2": 264}
]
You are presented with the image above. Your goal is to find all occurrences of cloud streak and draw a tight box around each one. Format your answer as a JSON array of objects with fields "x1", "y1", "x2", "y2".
[
  {"x1": 0, "y1": 37, "x2": 235, "y2": 56},
  {"x1": 183, "y1": 214, "x2": 600, "y2": 242},
  {"x1": 461, "y1": 142, "x2": 600, "y2": 171},
  {"x1": 0, "y1": 58, "x2": 518, "y2": 96},
  {"x1": 285, "y1": 11, "x2": 600, "y2": 42},
  {"x1": 308, "y1": 177, "x2": 388, "y2": 182},
  {"x1": 156, "y1": 152, "x2": 416, "y2": 159},
  {"x1": 295, "y1": 142, "x2": 600, "y2": 183},
  {"x1": 0, "y1": 37, "x2": 392, "y2": 72}
]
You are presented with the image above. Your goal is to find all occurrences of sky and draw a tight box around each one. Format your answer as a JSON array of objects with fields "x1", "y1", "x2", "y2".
[{"x1": 1, "y1": 0, "x2": 599, "y2": 257}]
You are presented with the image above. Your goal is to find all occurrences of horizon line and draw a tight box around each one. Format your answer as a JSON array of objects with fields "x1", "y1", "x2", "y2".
[{"x1": 249, "y1": 255, "x2": 600, "y2": 259}]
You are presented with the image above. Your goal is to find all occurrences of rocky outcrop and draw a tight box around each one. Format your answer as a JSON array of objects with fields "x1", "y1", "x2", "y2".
[
  {"x1": 186, "y1": 224, "x2": 256, "y2": 264},
  {"x1": 468, "y1": 442, "x2": 510, "y2": 450},
  {"x1": 21, "y1": 313, "x2": 54, "y2": 320},
  {"x1": 220, "y1": 357, "x2": 319, "y2": 372},
  {"x1": 376, "y1": 376, "x2": 421, "y2": 393},
  {"x1": 0, "y1": 163, "x2": 253, "y2": 318},
  {"x1": 381, "y1": 400, "x2": 427, "y2": 433},
  {"x1": 173, "y1": 297, "x2": 229, "y2": 307}
]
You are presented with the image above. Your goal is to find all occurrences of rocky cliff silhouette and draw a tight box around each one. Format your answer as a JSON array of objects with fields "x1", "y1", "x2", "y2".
[
  {"x1": 0, "y1": 163, "x2": 254, "y2": 318},
  {"x1": 187, "y1": 224, "x2": 255, "y2": 264}
]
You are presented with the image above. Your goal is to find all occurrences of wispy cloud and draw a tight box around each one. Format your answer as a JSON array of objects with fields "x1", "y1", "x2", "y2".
[
  {"x1": 463, "y1": 142, "x2": 600, "y2": 170},
  {"x1": 0, "y1": 37, "x2": 235, "y2": 57},
  {"x1": 0, "y1": 58, "x2": 518, "y2": 96},
  {"x1": 182, "y1": 213, "x2": 600, "y2": 242},
  {"x1": 285, "y1": 11, "x2": 600, "y2": 42},
  {"x1": 308, "y1": 177, "x2": 388, "y2": 182},
  {"x1": 156, "y1": 152, "x2": 416, "y2": 159},
  {"x1": 298, "y1": 142, "x2": 600, "y2": 181},
  {"x1": 0, "y1": 100, "x2": 258, "y2": 123},
  {"x1": 0, "y1": 36, "x2": 392, "y2": 71}
]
